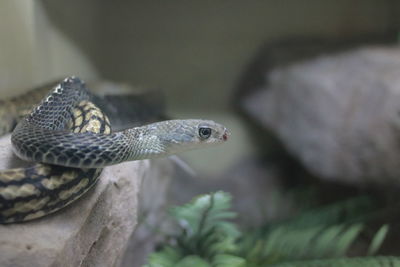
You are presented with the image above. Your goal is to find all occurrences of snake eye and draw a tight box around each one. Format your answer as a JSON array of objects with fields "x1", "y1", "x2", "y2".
[{"x1": 199, "y1": 127, "x2": 212, "y2": 139}]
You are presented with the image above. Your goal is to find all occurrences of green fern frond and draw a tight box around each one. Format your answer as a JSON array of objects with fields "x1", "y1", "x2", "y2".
[
  {"x1": 272, "y1": 224, "x2": 363, "y2": 259},
  {"x1": 144, "y1": 246, "x2": 182, "y2": 267},
  {"x1": 270, "y1": 256, "x2": 400, "y2": 267},
  {"x1": 244, "y1": 223, "x2": 364, "y2": 265},
  {"x1": 240, "y1": 195, "x2": 389, "y2": 265},
  {"x1": 170, "y1": 191, "x2": 238, "y2": 238},
  {"x1": 175, "y1": 255, "x2": 211, "y2": 267},
  {"x1": 171, "y1": 191, "x2": 240, "y2": 255},
  {"x1": 146, "y1": 192, "x2": 241, "y2": 266},
  {"x1": 212, "y1": 254, "x2": 246, "y2": 267},
  {"x1": 368, "y1": 224, "x2": 389, "y2": 256},
  {"x1": 269, "y1": 196, "x2": 375, "y2": 231},
  {"x1": 145, "y1": 192, "x2": 391, "y2": 267}
]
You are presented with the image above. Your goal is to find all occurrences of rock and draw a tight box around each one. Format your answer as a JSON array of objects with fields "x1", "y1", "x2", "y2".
[
  {"x1": 120, "y1": 155, "x2": 174, "y2": 267},
  {"x1": 0, "y1": 134, "x2": 174, "y2": 267},
  {"x1": 234, "y1": 34, "x2": 398, "y2": 105},
  {"x1": 243, "y1": 47, "x2": 400, "y2": 185}
]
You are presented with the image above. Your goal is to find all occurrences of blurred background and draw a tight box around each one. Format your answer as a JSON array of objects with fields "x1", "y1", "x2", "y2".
[
  {"x1": 2, "y1": 0, "x2": 399, "y2": 176},
  {"x1": 2, "y1": 1, "x2": 400, "y2": 266}
]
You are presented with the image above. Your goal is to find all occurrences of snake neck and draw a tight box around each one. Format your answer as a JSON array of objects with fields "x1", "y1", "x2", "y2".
[{"x1": 123, "y1": 128, "x2": 167, "y2": 160}]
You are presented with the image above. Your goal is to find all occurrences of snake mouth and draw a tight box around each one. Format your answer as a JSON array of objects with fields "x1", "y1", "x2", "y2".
[{"x1": 222, "y1": 129, "x2": 230, "y2": 141}]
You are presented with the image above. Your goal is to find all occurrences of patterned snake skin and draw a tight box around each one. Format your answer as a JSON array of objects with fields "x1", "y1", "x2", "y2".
[{"x1": 0, "y1": 77, "x2": 229, "y2": 223}]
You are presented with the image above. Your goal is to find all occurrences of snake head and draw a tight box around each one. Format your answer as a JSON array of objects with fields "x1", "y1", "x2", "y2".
[
  {"x1": 125, "y1": 119, "x2": 229, "y2": 160},
  {"x1": 195, "y1": 120, "x2": 230, "y2": 144},
  {"x1": 147, "y1": 119, "x2": 230, "y2": 156}
]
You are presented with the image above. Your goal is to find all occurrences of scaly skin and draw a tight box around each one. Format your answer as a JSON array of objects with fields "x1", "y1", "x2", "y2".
[
  {"x1": 0, "y1": 100, "x2": 109, "y2": 223},
  {"x1": 11, "y1": 77, "x2": 229, "y2": 168},
  {"x1": 0, "y1": 76, "x2": 229, "y2": 223}
]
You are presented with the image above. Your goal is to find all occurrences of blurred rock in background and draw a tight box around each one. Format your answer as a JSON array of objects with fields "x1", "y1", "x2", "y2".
[
  {"x1": 234, "y1": 35, "x2": 399, "y2": 105},
  {"x1": 242, "y1": 46, "x2": 400, "y2": 185}
]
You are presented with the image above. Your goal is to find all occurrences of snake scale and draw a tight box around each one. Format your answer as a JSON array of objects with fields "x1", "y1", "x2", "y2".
[{"x1": 0, "y1": 77, "x2": 229, "y2": 223}]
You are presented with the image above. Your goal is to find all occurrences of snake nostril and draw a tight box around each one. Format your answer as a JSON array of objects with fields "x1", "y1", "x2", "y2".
[{"x1": 222, "y1": 128, "x2": 230, "y2": 141}]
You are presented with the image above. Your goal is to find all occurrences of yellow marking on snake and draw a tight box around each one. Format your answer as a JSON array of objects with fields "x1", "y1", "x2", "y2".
[
  {"x1": 23, "y1": 210, "x2": 46, "y2": 221},
  {"x1": 41, "y1": 170, "x2": 78, "y2": 190},
  {"x1": 37, "y1": 165, "x2": 51, "y2": 176},
  {"x1": 82, "y1": 101, "x2": 92, "y2": 111},
  {"x1": 0, "y1": 184, "x2": 40, "y2": 200},
  {"x1": 0, "y1": 170, "x2": 26, "y2": 182},
  {"x1": 104, "y1": 125, "x2": 111, "y2": 134},
  {"x1": 2, "y1": 197, "x2": 50, "y2": 217},
  {"x1": 84, "y1": 119, "x2": 101, "y2": 132},
  {"x1": 59, "y1": 178, "x2": 89, "y2": 200},
  {"x1": 29, "y1": 165, "x2": 52, "y2": 179},
  {"x1": 92, "y1": 109, "x2": 103, "y2": 118},
  {"x1": 74, "y1": 109, "x2": 82, "y2": 117},
  {"x1": 47, "y1": 176, "x2": 96, "y2": 209},
  {"x1": 74, "y1": 115, "x2": 83, "y2": 127},
  {"x1": 84, "y1": 112, "x2": 92, "y2": 122}
]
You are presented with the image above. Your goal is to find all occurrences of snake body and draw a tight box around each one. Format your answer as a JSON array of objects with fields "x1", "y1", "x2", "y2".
[{"x1": 0, "y1": 77, "x2": 229, "y2": 223}]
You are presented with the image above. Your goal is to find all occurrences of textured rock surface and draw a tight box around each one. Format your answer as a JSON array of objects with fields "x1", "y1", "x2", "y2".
[
  {"x1": 0, "y1": 134, "x2": 173, "y2": 267},
  {"x1": 243, "y1": 47, "x2": 400, "y2": 185},
  {"x1": 120, "y1": 157, "x2": 174, "y2": 267}
]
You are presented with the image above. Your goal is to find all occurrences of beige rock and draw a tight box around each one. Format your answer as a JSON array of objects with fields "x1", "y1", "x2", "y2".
[
  {"x1": 244, "y1": 47, "x2": 400, "y2": 185},
  {"x1": 0, "y1": 134, "x2": 173, "y2": 267},
  {"x1": 120, "y1": 155, "x2": 174, "y2": 267}
]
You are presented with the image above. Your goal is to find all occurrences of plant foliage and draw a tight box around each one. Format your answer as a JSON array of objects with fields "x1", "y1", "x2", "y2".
[{"x1": 144, "y1": 191, "x2": 397, "y2": 267}]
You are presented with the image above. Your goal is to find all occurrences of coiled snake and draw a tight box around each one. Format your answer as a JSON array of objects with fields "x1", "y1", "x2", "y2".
[{"x1": 0, "y1": 77, "x2": 229, "y2": 223}]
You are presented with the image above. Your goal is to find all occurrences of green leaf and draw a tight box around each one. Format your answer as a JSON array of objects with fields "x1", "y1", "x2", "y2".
[
  {"x1": 270, "y1": 256, "x2": 400, "y2": 267},
  {"x1": 368, "y1": 224, "x2": 389, "y2": 256},
  {"x1": 145, "y1": 246, "x2": 182, "y2": 267},
  {"x1": 170, "y1": 191, "x2": 237, "y2": 237},
  {"x1": 175, "y1": 255, "x2": 211, "y2": 267},
  {"x1": 207, "y1": 233, "x2": 239, "y2": 256},
  {"x1": 145, "y1": 192, "x2": 390, "y2": 267},
  {"x1": 212, "y1": 254, "x2": 246, "y2": 267},
  {"x1": 245, "y1": 223, "x2": 365, "y2": 264},
  {"x1": 272, "y1": 196, "x2": 375, "y2": 231},
  {"x1": 170, "y1": 191, "x2": 241, "y2": 258},
  {"x1": 334, "y1": 224, "x2": 363, "y2": 256},
  {"x1": 239, "y1": 195, "x2": 385, "y2": 264}
]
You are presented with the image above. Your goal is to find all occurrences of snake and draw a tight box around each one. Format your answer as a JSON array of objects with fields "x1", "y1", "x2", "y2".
[{"x1": 0, "y1": 77, "x2": 229, "y2": 223}]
